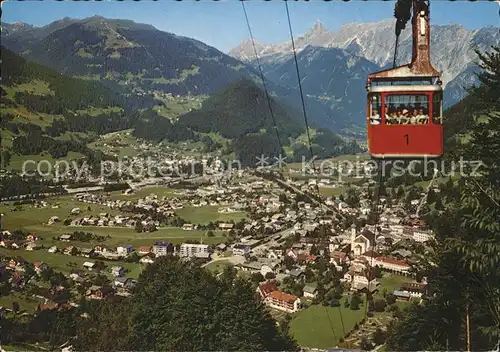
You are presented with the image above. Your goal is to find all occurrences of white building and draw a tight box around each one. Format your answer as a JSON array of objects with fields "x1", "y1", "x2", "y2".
[
  {"x1": 117, "y1": 245, "x2": 133, "y2": 256},
  {"x1": 139, "y1": 255, "x2": 154, "y2": 264},
  {"x1": 180, "y1": 243, "x2": 211, "y2": 258},
  {"x1": 152, "y1": 242, "x2": 173, "y2": 257},
  {"x1": 413, "y1": 231, "x2": 433, "y2": 243},
  {"x1": 83, "y1": 262, "x2": 95, "y2": 271},
  {"x1": 232, "y1": 244, "x2": 251, "y2": 256},
  {"x1": 303, "y1": 285, "x2": 318, "y2": 299},
  {"x1": 350, "y1": 227, "x2": 376, "y2": 256}
]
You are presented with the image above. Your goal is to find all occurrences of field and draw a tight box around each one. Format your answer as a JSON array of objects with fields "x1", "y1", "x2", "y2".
[
  {"x1": 7, "y1": 152, "x2": 85, "y2": 172},
  {"x1": 14, "y1": 80, "x2": 54, "y2": 96},
  {"x1": 0, "y1": 292, "x2": 45, "y2": 313},
  {"x1": 286, "y1": 154, "x2": 370, "y2": 171},
  {"x1": 375, "y1": 273, "x2": 411, "y2": 298},
  {"x1": 290, "y1": 297, "x2": 366, "y2": 349},
  {"x1": 54, "y1": 131, "x2": 93, "y2": 142},
  {"x1": 0, "y1": 194, "x2": 231, "y2": 280},
  {"x1": 87, "y1": 129, "x2": 141, "y2": 158},
  {"x1": 0, "y1": 247, "x2": 143, "y2": 278},
  {"x1": 289, "y1": 274, "x2": 413, "y2": 349},
  {"x1": 75, "y1": 106, "x2": 122, "y2": 116},
  {"x1": 153, "y1": 99, "x2": 202, "y2": 119},
  {"x1": 0, "y1": 195, "x2": 239, "y2": 246},
  {"x1": 1, "y1": 201, "x2": 226, "y2": 248},
  {"x1": 0, "y1": 196, "x2": 125, "y2": 229},
  {"x1": 0, "y1": 128, "x2": 16, "y2": 150},
  {"x1": 204, "y1": 259, "x2": 232, "y2": 273},
  {"x1": 5, "y1": 106, "x2": 60, "y2": 127},
  {"x1": 319, "y1": 186, "x2": 347, "y2": 197},
  {"x1": 414, "y1": 174, "x2": 459, "y2": 189},
  {"x1": 175, "y1": 206, "x2": 246, "y2": 225}
]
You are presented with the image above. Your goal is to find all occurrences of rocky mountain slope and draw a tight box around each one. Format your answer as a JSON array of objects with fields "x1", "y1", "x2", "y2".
[
  {"x1": 230, "y1": 20, "x2": 500, "y2": 107},
  {"x1": 261, "y1": 46, "x2": 381, "y2": 125}
]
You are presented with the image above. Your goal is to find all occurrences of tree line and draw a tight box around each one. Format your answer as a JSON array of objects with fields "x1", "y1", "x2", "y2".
[{"x1": 1, "y1": 256, "x2": 299, "y2": 351}]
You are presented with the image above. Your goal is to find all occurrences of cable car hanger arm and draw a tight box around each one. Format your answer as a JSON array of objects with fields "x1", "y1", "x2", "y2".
[{"x1": 369, "y1": 0, "x2": 440, "y2": 82}]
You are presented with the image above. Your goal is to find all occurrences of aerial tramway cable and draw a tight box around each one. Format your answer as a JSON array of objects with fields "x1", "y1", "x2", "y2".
[
  {"x1": 282, "y1": 2, "x2": 348, "y2": 344},
  {"x1": 241, "y1": 0, "x2": 284, "y2": 161},
  {"x1": 284, "y1": 1, "x2": 316, "y2": 176}
]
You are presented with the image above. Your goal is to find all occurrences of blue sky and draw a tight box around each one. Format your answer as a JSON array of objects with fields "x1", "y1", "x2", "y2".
[{"x1": 3, "y1": 0, "x2": 499, "y2": 53}]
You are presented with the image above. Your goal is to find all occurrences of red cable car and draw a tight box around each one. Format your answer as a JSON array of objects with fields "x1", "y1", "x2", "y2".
[{"x1": 367, "y1": 0, "x2": 443, "y2": 159}]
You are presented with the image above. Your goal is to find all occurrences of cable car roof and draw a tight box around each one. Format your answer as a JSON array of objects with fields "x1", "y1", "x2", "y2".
[
  {"x1": 369, "y1": 84, "x2": 442, "y2": 93},
  {"x1": 368, "y1": 64, "x2": 440, "y2": 82}
]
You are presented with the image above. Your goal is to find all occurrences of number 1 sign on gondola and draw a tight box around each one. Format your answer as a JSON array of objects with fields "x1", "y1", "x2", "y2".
[{"x1": 366, "y1": 0, "x2": 443, "y2": 159}]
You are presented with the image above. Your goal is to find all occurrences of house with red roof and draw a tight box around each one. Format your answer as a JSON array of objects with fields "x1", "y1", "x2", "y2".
[
  {"x1": 265, "y1": 290, "x2": 300, "y2": 313},
  {"x1": 374, "y1": 256, "x2": 410, "y2": 274},
  {"x1": 297, "y1": 253, "x2": 318, "y2": 263},
  {"x1": 330, "y1": 251, "x2": 349, "y2": 267},
  {"x1": 256, "y1": 281, "x2": 277, "y2": 299},
  {"x1": 138, "y1": 246, "x2": 152, "y2": 255}
]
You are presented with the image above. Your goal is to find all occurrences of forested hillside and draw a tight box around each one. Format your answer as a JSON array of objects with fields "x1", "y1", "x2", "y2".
[
  {"x1": 178, "y1": 79, "x2": 361, "y2": 165},
  {"x1": 2, "y1": 17, "x2": 257, "y2": 96},
  {"x1": 0, "y1": 46, "x2": 132, "y2": 169},
  {"x1": 1, "y1": 49, "x2": 360, "y2": 170},
  {"x1": 1, "y1": 46, "x2": 121, "y2": 111},
  {"x1": 180, "y1": 78, "x2": 303, "y2": 139},
  {"x1": 443, "y1": 47, "x2": 500, "y2": 153}
]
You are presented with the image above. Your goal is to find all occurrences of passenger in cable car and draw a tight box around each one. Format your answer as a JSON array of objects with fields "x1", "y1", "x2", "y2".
[
  {"x1": 396, "y1": 108, "x2": 403, "y2": 122},
  {"x1": 385, "y1": 110, "x2": 391, "y2": 124},
  {"x1": 417, "y1": 108, "x2": 428, "y2": 124},
  {"x1": 400, "y1": 109, "x2": 410, "y2": 124},
  {"x1": 370, "y1": 109, "x2": 381, "y2": 125},
  {"x1": 388, "y1": 109, "x2": 398, "y2": 125},
  {"x1": 410, "y1": 108, "x2": 419, "y2": 124}
]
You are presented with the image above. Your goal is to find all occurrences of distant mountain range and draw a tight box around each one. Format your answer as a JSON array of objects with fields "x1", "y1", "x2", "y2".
[
  {"x1": 2, "y1": 16, "x2": 498, "y2": 132},
  {"x1": 1, "y1": 16, "x2": 256, "y2": 96},
  {"x1": 1, "y1": 16, "x2": 345, "y2": 131},
  {"x1": 230, "y1": 19, "x2": 500, "y2": 109}
]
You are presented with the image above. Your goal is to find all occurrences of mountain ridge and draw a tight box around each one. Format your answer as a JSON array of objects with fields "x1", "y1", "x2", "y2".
[
  {"x1": 1, "y1": 17, "x2": 257, "y2": 96},
  {"x1": 1, "y1": 16, "x2": 360, "y2": 130},
  {"x1": 229, "y1": 19, "x2": 500, "y2": 107},
  {"x1": 261, "y1": 45, "x2": 381, "y2": 126}
]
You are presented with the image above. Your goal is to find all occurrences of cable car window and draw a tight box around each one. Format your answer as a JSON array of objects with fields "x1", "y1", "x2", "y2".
[
  {"x1": 432, "y1": 92, "x2": 443, "y2": 124},
  {"x1": 369, "y1": 94, "x2": 381, "y2": 125},
  {"x1": 384, "y1": 94, "x2": 429, "y2": 125}
]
